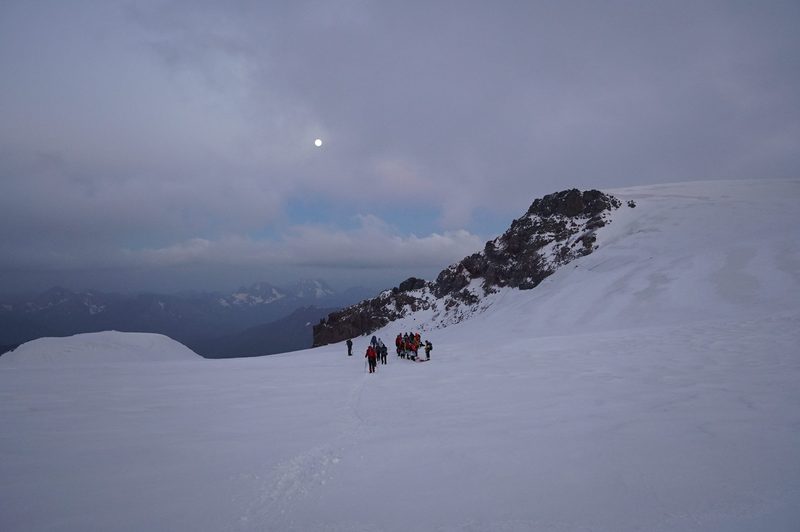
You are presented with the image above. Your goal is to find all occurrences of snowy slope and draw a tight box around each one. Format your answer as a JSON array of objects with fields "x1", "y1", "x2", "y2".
[
  {"x1": 521, "y1": 179, "x2": 800, "y2": 331},
  {"x1": 1, "y1": 331, "x2": 202, "y2": 366},
  {"x1": 382, "y1": 179, "x2": 800, "y2": 337},
  {"x1": 0, "y1": 180, "x2": 798, "y2": 531}
]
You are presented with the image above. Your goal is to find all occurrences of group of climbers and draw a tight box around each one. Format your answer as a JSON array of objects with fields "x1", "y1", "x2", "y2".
[
  {"x1": 347, "y1": 333, "x2": 433, "y2": 373},
  {"x1": 395, "y1": 332, "x2": 432, "y2": 361}
]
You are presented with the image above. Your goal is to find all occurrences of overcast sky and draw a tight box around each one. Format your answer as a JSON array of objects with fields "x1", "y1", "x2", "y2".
[{"x1": 1, "y1": 0, "x2": 798, "y2": 294}]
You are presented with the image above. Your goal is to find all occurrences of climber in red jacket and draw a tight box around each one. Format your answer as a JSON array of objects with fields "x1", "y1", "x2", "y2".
[{"x1": 365, "y1": 345, "x2": 378, "y2": 373}]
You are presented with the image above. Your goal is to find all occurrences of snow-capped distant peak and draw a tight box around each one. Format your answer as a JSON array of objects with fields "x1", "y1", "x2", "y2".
[
  {"x1": 83, "y1": 296, "x2": 106, "y2": 315},
  {"x1": 291, "y1": 279, "x2": 335, "y2": 299},
  {"x1": 216, "y1": 280, "x2": 335, "y2": 308},
  {"x1": 220, "y1": 283, "x2": 287, "y2": 307}
]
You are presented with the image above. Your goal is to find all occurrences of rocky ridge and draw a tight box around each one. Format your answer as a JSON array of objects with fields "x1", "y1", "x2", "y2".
[{"x1": 313, "y1": 189, "x2": 622, "y2": 346}]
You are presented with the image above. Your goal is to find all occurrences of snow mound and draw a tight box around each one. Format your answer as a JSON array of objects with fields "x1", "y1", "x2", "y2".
[{"x1": 0, "y1": 331, "x2": 202, "y2": 366}]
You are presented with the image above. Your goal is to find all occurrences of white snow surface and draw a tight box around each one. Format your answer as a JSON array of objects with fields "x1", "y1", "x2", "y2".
[
  {"x1": 1, "y1": 180, "x2": 799, "y2": 531},
  {"x1": 1, "y1": 331, "x2": 202, "y2": 366}
]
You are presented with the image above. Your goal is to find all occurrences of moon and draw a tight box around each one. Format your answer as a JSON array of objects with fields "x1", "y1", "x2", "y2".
[{"x1": 314, "y1": 138, "x2": 323, "y2": 147}]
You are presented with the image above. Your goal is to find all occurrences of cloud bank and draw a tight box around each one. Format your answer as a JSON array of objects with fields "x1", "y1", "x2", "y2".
[{"x1": 1, "y1": 1, "x2": 798, "y2": 292}]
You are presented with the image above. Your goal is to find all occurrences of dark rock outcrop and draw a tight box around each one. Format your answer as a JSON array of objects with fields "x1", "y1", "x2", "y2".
[
  {"x1": 313, "y1": 189, "x2": 621, "y2": 346},
  {"x1": 395, "y1": 277, "x2": 427, "y2": 293}
]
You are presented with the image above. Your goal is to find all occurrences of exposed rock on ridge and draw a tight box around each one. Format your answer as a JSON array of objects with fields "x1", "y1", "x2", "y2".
[{"x1": 313, "y1": 189, "x2": 621, "y2": 346}]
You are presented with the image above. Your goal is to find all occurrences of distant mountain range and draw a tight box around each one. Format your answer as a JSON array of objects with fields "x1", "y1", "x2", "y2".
[
  {"x1": 200, "y1": 306, "x2": 340, "y2": 358},
  {"x1": 0, "y1": 280, "x2": 375, "y2": 357}
]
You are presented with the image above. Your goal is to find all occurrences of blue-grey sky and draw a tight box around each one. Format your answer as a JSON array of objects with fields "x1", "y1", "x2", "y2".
[{"x1": 1, "y1": 0, "x2": 798, "y2": 294}]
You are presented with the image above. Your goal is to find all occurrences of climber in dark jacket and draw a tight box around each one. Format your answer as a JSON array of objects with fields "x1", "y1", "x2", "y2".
[
  {"x1": 379, "y1": 341, "x2": 388, "y2": 365},
  {"x1": 346, "y1": 338, "x2": 353, "y2": 356}
]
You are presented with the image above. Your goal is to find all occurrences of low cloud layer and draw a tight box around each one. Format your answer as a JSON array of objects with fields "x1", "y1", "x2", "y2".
[
  {"x1": 1, "y1": 1, "x2": 798, "y2": 292},
  {"x1": 130, "y1": 216, "x2": 483, "y2": 270}
]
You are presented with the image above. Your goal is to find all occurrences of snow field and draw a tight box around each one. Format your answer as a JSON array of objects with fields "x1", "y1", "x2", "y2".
[
  {"x1": 2, "y1": 311, "x2": 798, "y2": 531},
  {"x1": 1, "y1": 179, "x2": 799, "y2": 531}
]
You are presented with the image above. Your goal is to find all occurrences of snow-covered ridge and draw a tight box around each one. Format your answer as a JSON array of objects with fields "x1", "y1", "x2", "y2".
[
  {"x1": 313, "y1": 189, "x2": 622, "y2": 345},
  {"x1": 315, "y1": 180, "x2": 800, "y2": 345},
  {"x1": 0, "y1": 331, "x2": 202, "y2": 366},
  {"x1": 381, "y1": 179, "x2": 800, "y2": 338}
]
